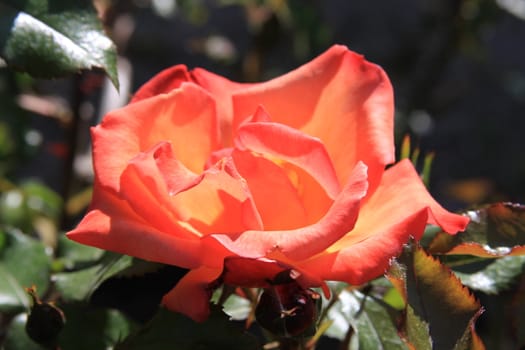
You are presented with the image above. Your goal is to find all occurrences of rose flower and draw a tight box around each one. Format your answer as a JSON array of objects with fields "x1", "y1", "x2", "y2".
[{"x1": 67, "y1": 45, "x2": 468, "y2": 322}]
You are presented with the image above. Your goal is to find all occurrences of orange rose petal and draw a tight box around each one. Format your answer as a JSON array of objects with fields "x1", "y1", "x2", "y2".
[
  {"x1": 171, "y1": 156, "x2": 264, "y2": 235},
  {"x1": 235, "y1": 120, "x2": 341, "y2": 199},
  {"x1": 122, "y1": 143, "x2": 263, "y2": 235},
  {"x1": 67, "y1": 183, "x2": 204, "y2": 269},
  {"x1": 119, "y1": 142, "x2": 203, "y2": 232},
  {"x1": 232, "y1": 150, "x2": 309, "y2": 230},
  {"x1": 210, "y1": 161, "x2": 368, "y2": 260},
  {"x1": 358, "y1": 159, "x2": 470, "y2": 236},
  {"x1": 142, "y1": 83, "x2": 220, "y2": 173},
  {"x1": 191, "y1": 68, "x2": 255, "y2": 145},
  {"x1": 131, "y1": 64, "x2": 192, "y2": 103},
  {"x1": 281, "y1": 162, "x2": 333, "y2": 227},
  {"x1": 325, "y1": 159, "x2": 468, "y2": 253},
  {"x1": 93, "y1": 83, "x2": 219, "y2": 191},
  {"x1": 297, "y1": 210, "x2": 429, "y2": 284},
  {"x1": 246, "y1": 105, "x2": 272, "y2": 123},
  {"x1": 297, "y1": 159, "x2": 469, "y2": 284},
  {"x1": 161, "y1": 266, "x2": 223, "y2": 322},
  {"x1": 232, "y1": 45, "x2": 394, "y2": 191}
]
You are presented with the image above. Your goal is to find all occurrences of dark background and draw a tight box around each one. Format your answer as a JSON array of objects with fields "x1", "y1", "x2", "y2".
[
  {"x1": 117, "y1": 0, "x2": 525, "y2": 210},
  {"x1": 2, "y1": 0, "x2": 524, "y2": 216}
]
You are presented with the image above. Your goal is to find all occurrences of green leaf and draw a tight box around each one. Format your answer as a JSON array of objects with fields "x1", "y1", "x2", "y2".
[
  {"x1": 57, "y1": 303, "x2": 136, "y2": 350},
  {"x1": 0, "y1": 227, "x2": 51, "y2": 313},
  {"x1": 0, "y1": 0, "x2": 118, "y2": 88},
  {"x1": 325, "y1": 288, "x2": 407, "y2": 350},
  {"x1": 20, "y1": 180, "x2": 62, "y2": 222},
  {"x1": 54, "y1": 234, "x2": 105, "y2": 271},
  {"x1": 0, "y1": 189, "x2": 31, "y2": 231},
  {"x1": 222, "y1": 293, "x2": 252, "y2": 321},
  {"x1": 116, "y1": 305, "x2": 261, "y2": 350},
  {"x1": 3, "y1": 313, "x2": 48, "y2": 350},
  {"x1": 429, "y1": 202, "x2": 525, "y2": 257},
  {"x1": 53, "y1": 253, "x2": 133, "y2": 302},
  {"x1": 454, "y1": 255, "x2": 525, "y2": 294},
  {"x1": 400, "y1": 135, "x2": 410, "y2": 160},
  {"x1": 388, "y1": 244, "x2": 484, "y2": 350}
]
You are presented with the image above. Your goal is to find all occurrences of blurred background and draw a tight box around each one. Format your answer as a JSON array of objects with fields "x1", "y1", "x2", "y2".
[{"x1": 1, "y1": 0, "x2": 525, "y2": 245}]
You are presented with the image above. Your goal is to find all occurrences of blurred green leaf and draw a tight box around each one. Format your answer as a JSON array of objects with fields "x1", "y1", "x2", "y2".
[
  {"x1": 54, "y1": 234, "x2": 104, "y2": 271},
  {"x1": 325, "y1": 288, "x2": 407, "y2": 350},
  {"x1": 388, "y1": 244, "x2": 484, "y2": 350},
  {"x1": 400, "y1": 134, "x2": 411, "y2": 160},
  {"x1": 53, "y1": 253, "x2": 133, "y2": 302},
  {"x1": 116, "y1": 305, "x2": 260, "y2": 350},
  {"x1": 421, "y1": 152, "x2": 434, "y2": 188},
  {"x1": 57, "y1": 303, "x2": 135, "y2": 350},
  {"x1": 0, "y1": 189, "x2": 30, "y2": 231},
  {"x1": 20, "y1": 180, "x2": 62, "y2": 222},
  {"x1": 0, "y1": 0, "x2": 118, "y2": 88},
  {"x1": 429, "y1": 202, "x2": 525, "y2": 257},
  {"x1": 3, "y1": 313, "x2": 47, "y2": 350},
  {"x1": 0, "y1": 181, "x2": 62, "y2": 234},
  {"x1": 454, "y1": 255, "x2": 525, "y2": 294},
  {"x1": 397, "y1": 134, "x2": 433, "y2": 187},
  {"x1": 0, "y1": 227, "x2": 50, "y2": 313}
]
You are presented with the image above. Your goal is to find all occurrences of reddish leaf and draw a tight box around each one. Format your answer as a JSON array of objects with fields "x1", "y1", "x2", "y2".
[
  {"x1": 429, "y1": 203, "x2": 525, "y2": 257},
  {"x1": 388, "y1": 244, "x2": 484, "y2": 350}
]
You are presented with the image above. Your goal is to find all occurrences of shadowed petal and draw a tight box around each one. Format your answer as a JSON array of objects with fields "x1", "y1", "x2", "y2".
[
  {"x1": 161, "y1": 266, "x2": 223, "y2": 322},
  {"x1": 221, "y1": 257, "x2": 330, "y2": 297}
]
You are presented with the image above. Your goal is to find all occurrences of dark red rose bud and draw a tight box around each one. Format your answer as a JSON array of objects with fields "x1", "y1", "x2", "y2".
[
  {"x1": 25, "y1": 286, "x2": 66, "y2": 347},
  {"x1": 255, "y1": 280, "x2": 320, "y2": 337}
]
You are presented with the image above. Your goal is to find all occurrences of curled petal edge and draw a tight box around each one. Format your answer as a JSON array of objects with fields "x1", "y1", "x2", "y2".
[{"x1": 208, "y1": 161, "x2": 368, "y2": 261}]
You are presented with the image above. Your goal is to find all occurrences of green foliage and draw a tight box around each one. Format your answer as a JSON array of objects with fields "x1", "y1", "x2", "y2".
[
  {"x1": 57, "y1": 304, "x2": 136, "y2": 350},
  {"x1": 53, "y1": 234, "x2": 105, "y2": 271},
  {"x1": 0, "y1": 227, "x2": 51, "y2": 313},
  {"x1": 398, "y1": 135, "x2": 434, "y2": 187},
  {"x1": 221, "y1": 292, "x2": 252, "y2": 321},
  {"x1": 116, "y1": 305, "x2": 261, "y2": 350},
  {"x1": 4, "y1": 306, "x2": 136, "y2": 350},
  {"x1": 53, "y1": 253, "x2": 133, "y2": 302},
  {"x1": 429, "y1": 202, "x2": 525, "y2": 257},
  {"x1": 325, "y1": 287, "x2": 408, "y2": 350},
  {"x1": 0, "y1": 180, "x2": 62, "y2": 234},
  {"x1": 0, "y1": 0, "x2": 118, "y2": 87},
  {"x1": 454, "y1": 255, "x2": 525, "y2": 294},
  {"x1": 3, "y1": 313, "x2": 48, "y2": 350},
  {"x1": 388, "y1": 244, "x2": 483, "y2": 350}
]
